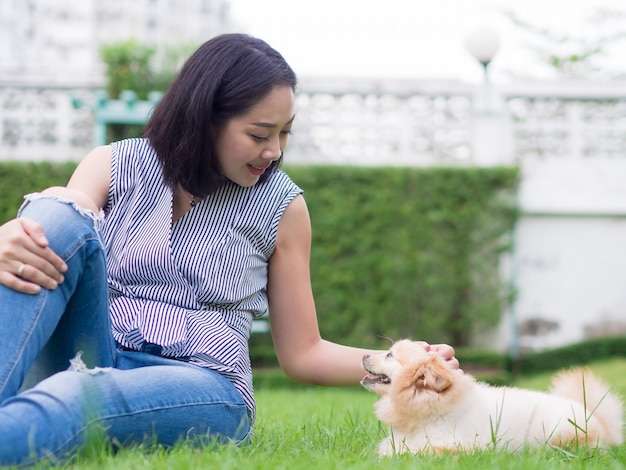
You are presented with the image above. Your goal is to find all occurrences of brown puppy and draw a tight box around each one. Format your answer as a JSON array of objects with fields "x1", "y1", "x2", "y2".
[{"x1": 361, "y1": 340, "x2": 624, "y2": 455}]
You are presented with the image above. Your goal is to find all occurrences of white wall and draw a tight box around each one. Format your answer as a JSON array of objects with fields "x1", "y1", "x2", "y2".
[
  {"x1": 484, "y1": 150, "x2": 626, "y2": 353},
  {"x1": 487, "y1": 215, "x2": 626, "y2": 354}
]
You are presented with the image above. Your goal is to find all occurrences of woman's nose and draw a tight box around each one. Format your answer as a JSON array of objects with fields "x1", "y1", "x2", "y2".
[{"x1": 261, "y1": 146, "x2": 282, "y2": 161}]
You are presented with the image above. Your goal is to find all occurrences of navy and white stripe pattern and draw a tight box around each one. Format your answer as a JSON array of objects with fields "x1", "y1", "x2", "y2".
[{"x1": 102, "y1": 138, "x2": 303, "y2": 420}]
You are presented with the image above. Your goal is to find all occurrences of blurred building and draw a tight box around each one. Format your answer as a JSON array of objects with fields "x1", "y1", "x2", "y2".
[
  {"x1": 0, "y1": 0, "x2": 230, "y2": 160},
  {"x1": 0, "y1": 0, "x2": 229, "y2": 85}
]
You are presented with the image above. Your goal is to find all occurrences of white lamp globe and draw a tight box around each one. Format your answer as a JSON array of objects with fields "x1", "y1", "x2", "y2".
[{"x1": 466, "y1": 27, "x2": 501, "y2": 65}]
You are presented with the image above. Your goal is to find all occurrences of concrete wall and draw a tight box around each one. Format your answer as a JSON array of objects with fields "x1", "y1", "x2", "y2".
[{"x1": 484, "y1": 131, "x2": 626, "y2": 353}]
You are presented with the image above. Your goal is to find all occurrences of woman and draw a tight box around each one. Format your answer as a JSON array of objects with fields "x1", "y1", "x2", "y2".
[{"x1": 0, "y1": 34, "x2": 458, "y2": 465}]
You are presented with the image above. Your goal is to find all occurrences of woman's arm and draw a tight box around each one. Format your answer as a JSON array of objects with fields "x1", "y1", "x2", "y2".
[
  {"x1": 267, "y1": 195, "x2": 458, "y2": 386},
  {"x1": 51, "y1": 144, "x2": 113, "y2": 212},
  {"x1": 267, "y1": 195, "x2": 372, "y2": 384}
]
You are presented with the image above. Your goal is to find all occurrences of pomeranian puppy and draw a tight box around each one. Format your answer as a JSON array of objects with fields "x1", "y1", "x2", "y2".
[{"x1": 361, "y1": 339, "x2": 623, "y2": 455}]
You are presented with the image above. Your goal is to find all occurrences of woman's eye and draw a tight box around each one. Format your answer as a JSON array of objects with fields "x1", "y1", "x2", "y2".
[
  {"x1": 281, "y1": 130, "x2": 294, "y2": 137},
  {"x1": 251, "y1": 135, "x2": 268, "y2": 142}
]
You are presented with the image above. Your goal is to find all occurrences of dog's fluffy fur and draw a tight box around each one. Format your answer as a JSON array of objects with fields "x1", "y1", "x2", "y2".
[{"x1": 361, "y1": 340, "x2": 624, "y2": 455}]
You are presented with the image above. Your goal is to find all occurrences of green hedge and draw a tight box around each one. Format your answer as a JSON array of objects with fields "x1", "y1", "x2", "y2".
[
  {"x1": 283, "y1": 165, "x2": 520, "y2": 349},
  {"x1": 510, "y1": 336, "x2": 626, "y2": 375},
  {"x1": 251, "y1": 165, "x2": 519, "y2": 364},
  {"x1": 0, "y1": 162, "x2": 520, "y2": 358},
  {"x1": 0, "y1": 161, "x2": 77, "y2": 223}
]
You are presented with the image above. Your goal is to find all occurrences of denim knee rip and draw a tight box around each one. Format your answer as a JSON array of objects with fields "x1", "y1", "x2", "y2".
[{"x1": 20, "y1": 192, "x2": 105, "y2": 230}]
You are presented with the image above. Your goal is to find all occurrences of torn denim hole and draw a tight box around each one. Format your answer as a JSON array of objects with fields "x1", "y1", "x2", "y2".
[
  {"x1": 20, "y1": 192, "x2": 105, "y2": 231},
  {"x1": 69, "y1": 352, "x2": 110, "y2": 375}
]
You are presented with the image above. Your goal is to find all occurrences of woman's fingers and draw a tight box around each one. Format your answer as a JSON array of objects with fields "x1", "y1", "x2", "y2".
[
  {"x1": 420, "y1": 341, "x2": 461, "y2": 370},
  {"x1": 0, "y1": 218, "x2": 66, "y2": 293}
]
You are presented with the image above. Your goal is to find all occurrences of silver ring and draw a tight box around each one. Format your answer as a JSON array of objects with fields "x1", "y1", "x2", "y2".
[{"x1": 17, "y1": 263, "x2": 26, "y2": 277}]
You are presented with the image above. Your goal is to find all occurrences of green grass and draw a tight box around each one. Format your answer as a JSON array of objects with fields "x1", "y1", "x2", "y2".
[{"x1": 28, "y1": 359, "x2": 626, "y2": 469}]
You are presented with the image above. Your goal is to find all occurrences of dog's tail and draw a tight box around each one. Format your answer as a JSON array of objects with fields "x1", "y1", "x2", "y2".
[{"x1": 549, "y1": 368, "x2": 624, "y2": 446}]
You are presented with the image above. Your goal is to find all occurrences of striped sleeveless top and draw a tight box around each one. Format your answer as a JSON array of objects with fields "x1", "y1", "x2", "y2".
[{"x1": 102, "y1": 138, "x2": 303, "y2": 420}]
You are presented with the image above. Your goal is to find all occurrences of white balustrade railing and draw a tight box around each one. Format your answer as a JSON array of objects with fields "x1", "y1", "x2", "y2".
[
  {"x1": 2, "y1": 77, "x2": 625, "y2": 166},
  {"x1": 290, "y1": 78, "x2": 476, "y2": 166},
  {"x1": 0, "y1": 85, "x2": 95, "y2": 161}
]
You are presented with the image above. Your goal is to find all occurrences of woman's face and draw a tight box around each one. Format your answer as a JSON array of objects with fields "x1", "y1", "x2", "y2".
[{"x1": 214, "y1": 85, "x2": 295, "y2": 187}]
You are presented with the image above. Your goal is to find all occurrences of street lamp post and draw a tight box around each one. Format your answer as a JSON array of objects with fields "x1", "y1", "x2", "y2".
[
  {"x1": 465, "y1": 27, "x2": 501, "y2": 83},
  {"x1": 466, "y1": 26, "x2": 518, "y2": 362},
  {"x1": 464, "y1": 27, "x2": 512, "y2": 164}
]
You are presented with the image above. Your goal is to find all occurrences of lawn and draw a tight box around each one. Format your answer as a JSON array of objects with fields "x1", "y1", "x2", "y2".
[{"x1": 27, "y1": 358, "x2": 626, "y2": 469}]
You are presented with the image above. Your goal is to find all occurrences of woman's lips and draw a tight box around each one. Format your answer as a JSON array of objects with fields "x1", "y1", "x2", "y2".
[{"x1": 248, "y1": 164, "x2": 269, "y2": 176}]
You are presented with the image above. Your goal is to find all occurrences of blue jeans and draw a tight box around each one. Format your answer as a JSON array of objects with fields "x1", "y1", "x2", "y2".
[{"x1": 0, "y1": 196, "x2": 250, "y2": 466}]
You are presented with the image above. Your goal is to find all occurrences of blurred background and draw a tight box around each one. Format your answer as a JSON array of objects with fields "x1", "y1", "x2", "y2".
[
  {"x1": 231, "y1": 0, "x2": 626, "y2": 82},
  {"x1": 1, "y1": 0, "x2": 625, "y2": 363}
]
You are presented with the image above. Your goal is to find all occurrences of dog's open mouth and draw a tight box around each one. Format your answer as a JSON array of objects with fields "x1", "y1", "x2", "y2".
[{"x1": 361, "y1": 373, "x2": 391, "y2": 386}]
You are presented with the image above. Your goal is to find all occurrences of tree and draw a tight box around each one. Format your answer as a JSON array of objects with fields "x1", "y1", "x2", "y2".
[
  {"x1": 499, "y1": 7, "x2": 626, "y2": 79},
  {"x1": 99, "y1": 39, "x2": 198, "y2": 140},
  {"x1": 100, "y1": 40, "x2": 156, "y2": 100}
]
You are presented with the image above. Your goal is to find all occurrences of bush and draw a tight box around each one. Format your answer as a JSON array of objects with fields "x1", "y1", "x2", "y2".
[
  {"x1": 511, "y1": 336, "x2": 626, "y2": 374},
  {"x1": 283, "y1": 165, "x2": 520, "y2": 351},
  {"x1": 0, "y1": 161, "x2": 77, "y2": 222},
  {"x1": 98, "y1": 40, "x2": 197, "y2": 142},
  {"x1": 0, "y1": 162, "x2": 520, "y2": 363}
]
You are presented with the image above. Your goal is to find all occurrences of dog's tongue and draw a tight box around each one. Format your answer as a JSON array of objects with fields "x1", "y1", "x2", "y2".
[{"x1": 361, "y1": 373, "x2": 390, "y2": 384}]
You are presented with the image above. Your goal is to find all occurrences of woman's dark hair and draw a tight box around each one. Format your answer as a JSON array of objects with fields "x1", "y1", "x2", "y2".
[{"x1": 144, "y1": 33, "x2": 298, "y2": 198}]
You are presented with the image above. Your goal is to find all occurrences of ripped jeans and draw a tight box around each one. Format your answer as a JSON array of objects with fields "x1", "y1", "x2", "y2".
[{"x1": 0, "y1": 196, "x2": 250, "y2": 466}]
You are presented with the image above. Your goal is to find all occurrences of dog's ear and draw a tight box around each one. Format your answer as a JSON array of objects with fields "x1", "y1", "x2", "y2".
[{"x1": 411, "y1": 357, "x2": 453, "y2": 393}]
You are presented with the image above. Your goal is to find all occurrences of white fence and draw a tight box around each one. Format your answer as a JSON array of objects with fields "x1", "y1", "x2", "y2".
[
  {"x1": 0, "y1": 84, "x2": 95, "y2": 161},
  {"x1": 2, "y1": 77, "x2": 626, "y2": 353}
]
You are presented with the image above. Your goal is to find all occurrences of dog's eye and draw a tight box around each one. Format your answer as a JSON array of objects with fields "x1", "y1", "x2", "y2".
[{"x1": 386, "y1": 351, "x2": 393, "y2": 358}]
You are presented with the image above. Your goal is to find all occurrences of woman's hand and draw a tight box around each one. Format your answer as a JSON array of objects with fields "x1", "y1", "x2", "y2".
[
  {"x1": 420, "y1": 341, "x2": 461, "y2": 370},
  {"x1": 0, "y1": 218, "x2": 67, "y2": 294},
  {"x1": 0, "y1": 146, "x2": 110, "y2": 296}
]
